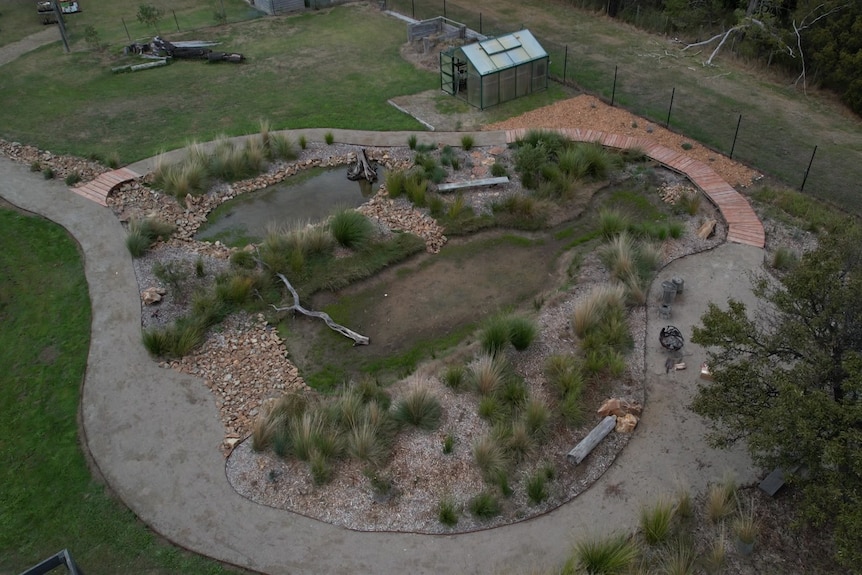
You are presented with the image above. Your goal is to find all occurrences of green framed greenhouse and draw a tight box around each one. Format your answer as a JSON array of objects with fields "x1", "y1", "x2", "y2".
[{"x1": 440, "y1": 29, "x2": 549, "y2": 110}]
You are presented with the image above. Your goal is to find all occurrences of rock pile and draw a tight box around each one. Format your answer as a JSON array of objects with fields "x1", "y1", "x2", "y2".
[
  {"x1": 0, "y1": 139, "x2": 107, "y2": 183},
  {"x1": 358, "y1": 190, "x2": 447, "y2": 253},
  {"x1": 659, "y1": 183, "x2": 698, "y2": 205},
  {"x1": 163, "y1": 313, "x2": 308, "y2": 452}
]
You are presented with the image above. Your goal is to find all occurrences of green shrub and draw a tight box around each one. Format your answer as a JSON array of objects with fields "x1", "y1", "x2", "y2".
[
  {"x1": 126, "y1": 228, "x2": 151, "y2": 258},
  {"x1": 141, "y1": 327, "x2": 173, "y2": 357},
  {"x1": 215, "y1": 274, "x2": 255, "y2": 305},
  {"x1": 309, "y1": 449, "x2": 334, "y2": 485},
  {"x1": 678, "y1": 191, "x2": 701, "y2": 215},
  {"x1": 404, "y1": 175, "x2": 428, "y2": 206},
  {"x1": 599, "y1": 208, "x2": 630, "y2": 239},
  {"x1": 299, "y1": 135, "x2": 308, "y2": 149},
  {"x1": 153, "y1": 260, "x2": 188, "y2": 295},
  {"x1": 681, "y1": 142, "x2": 693, "y2": 150},
  {"x1": 490, "y1": 162, "x2": 508, "y2": 177},
  {"x1": 126, "y1": 217, "x2": 176, "y2": 258},
  {"x1": 507, "y1": 316, "x2": 536, "y2": 351},
  {"x1": 572, "y1": 284, "x2": 627, "y2": 338},
  {"x1": 468, "y1": 491, "x2": 500, "y2": 519},
  {"x1": 268, "y1": 133, "x2": 297, "y2": 161},
  {"x1": 659, "y1": 539, "x2": 697, "y2": 575},
  {"x1": 393, "y1": 386, "x2": 442, "y2": 431},
  {"x1": 573, "y1": 534, "x2": 639, "y2": 575},
  {"x1": 251, "y1": 409, "x2": 284, "y2": 452},
  {"x1": 469, "y1": 353, "x2": 505, "y2": 396},
  {"x1": 513, "y1": 142, "x2": 548, "y2": 190},
  {"x1": 42, "y1": 167, "x2": 55, "y2": 180},
  {"x1": 346, "y1": 420, "x2": 390, "y2": 466},
  {"x1": 330, "y1": 209, "x2": 373, "y2": 249},
  {"x1": 442, "y1": 364, "x2": 465, "y2": 391},
  {"x1": 438, "y1": 496, "x2": 459, "y2": 526},
  {"x1": 289, "y1": 411, "x2": 326, "y2": 461},
  {"x1": 706, "y1": 477, "x2": 737, "y2": 523},
  {"x1": 194, "y1": 256, "x2": 205, "y2": 277},
  {"x1": 190, "y1": 292, "x2": 229, "y2": 326},
  {"x1": 640, "y1": 497, "x2": 676, "y2": 545},
  {"x1": 545, "y1": 354, "x2": 584, "y2": 398},
  {"x1": 324, "y1": 131, "x2": 334, "y2": 145},
  {"x1": 499, "y1": 377, "x2": 528, "y2": 410},
  {"x1": 442, "y1": 433, "x2": 454, "y2": 454},
  {"x1": 480, "y1": 315, "x2": 511, "y2": 356},
  {"x1": 601, "y1": 231, "x2": 637, "y2": 281},
  {"x1": 668, "y1": 221, "x2": 685, "y2": 239},
  {"x1": 428, "y1": 194, "x2": 445, "y2": 217},
  {"x1": 64, "y1": 171, "x2": 81, "y2": 186},
  {"x1": 447, "y1": 193, "x2": 466, "y2": 218},
  {"x1": 407, "y1": 134, "x2": 418, "y2": 150},
  {"x1": 460, "y1": 134, "x2": 474, "y2": 150},
  {"x1": 526, "y1": 471, "x2": 549, "y2": 505},
  {"x1": 353, "y1": 376, "x2": 391, "y2": 409},
  {"x1": 30, "y1": 161, "x2": 41, "y2": 172},
  {"x1": 506, "y1": 420, "x2": 533, "y2": 462}
]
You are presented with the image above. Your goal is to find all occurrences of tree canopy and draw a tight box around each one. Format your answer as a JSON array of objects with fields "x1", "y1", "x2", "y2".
[{"x1": 691, "y1": 223, "x2": 862, "y2": 566}]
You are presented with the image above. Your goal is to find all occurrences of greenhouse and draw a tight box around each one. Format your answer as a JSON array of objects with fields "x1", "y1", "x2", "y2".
[{"x1": 440, "y1": 29, "x2": 549, "y2": 110}]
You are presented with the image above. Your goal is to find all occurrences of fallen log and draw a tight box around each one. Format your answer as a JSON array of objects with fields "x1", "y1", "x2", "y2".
[
  {"x1": 347, "y1": 149, "x2": 377, "y2": 183},
  {"x1": 567, "y1": 415, "x2": 616, "y2": 465},
  {"x1": 272, "y1": 273, "x2": 370, "y2": 346}
]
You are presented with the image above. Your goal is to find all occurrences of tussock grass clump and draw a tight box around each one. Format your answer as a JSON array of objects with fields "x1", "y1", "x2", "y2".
[
  {"x1": 599, "y1": 208, "x2": 630, "y2": 239},
  {"x1": 526, "y1": 470, "x2": 549, "y2": 505},
  {"x1": 385, "y1": 169, "x2": 408, "y2": 198},
  {"x1": 324, "y1": 131, "x2": 334, "y2": 145},
  {"x1": 407, "y1": 134, "x2": 418, "y2": 150},
  {"x1": 442, "y1": 364, "x2": 465, "y2": 391},
  {"x1": 572, "y1": 534, "x2": 639, "y2": 575},
  {"x1": 703, "y1": 530, "x2": 727, "y2": 574},
  {"x1": 558, "y1": 390, "x2": 585, "y2": 426},
  {"x1": 772, "y1": 246, "x2": 799, "y2": 271},
  {"x1": 230, "y1": 249, "x2": 257, "y2": 269},
  {"x1": 393, "y1": 385, "x2": 442, "y2": 431},
  {"x1": 522, "y1": 398, "x2": 551, "y2": 438},
  {"x1": 480, "y1": 315, "x2": 511, "y2": 356},
  {"x1": 508, "y1": 316, "x2": 537, "y2": 351},
  {"x1": 141, "y1": 317, "x2": 206, "y2": 359},
  {"x1": 505, "y1": 420, "x2": 534, "y2": 462},
  {"x1": 472, "y1": 434, "x2": 509, "y2": 482},
  {"x1": 469, "y1": 353, "x2": 506, "y2": 396},
  {"x1": 438, "y1": 496, "x2": 459, "y2": 526},
  {"x1": 64, "y1": 171, "x2": 81, "y2": 186},
  {"x1": 659, "y1": 538, "x2": 697, "y2": 575},
  {"x1": 600, "y1": 231, "x2": 637, "y2": 281},
  {"x1": 126, "y1": 217, "x2": 176, "y2": 257},
  {"x1": 478, "y1": 394, "x2": 506, "y2": 422},
  {"x1": 678, "y1": 190, "x2": 701, "y2": 215},
  {"x1": 330, "y1": 209, "x2": 374, "y2": 250},
  {"x1": 490, "y1": 161, "x2": 508, "y2": 177},
  {"x1": 572, "y1": 284, "x2": 627, "y2": 339},
  {"x1": 468, "y1": 491, "x2": 500, "y2": 519},
  {"x1": 640, "y1": 496, "x2": 676, "y2": 545},
  {"x1": 215, "y1": 273, "x2": 256, "y2": 305},
  {"x1": 404, "y1": 175, "x2": 428, "y2": 206},
  {"x1": 706, "y1": 476, "x2": 737, "y2": 523},
  {"x1": 460, "y1": 134, "x2": 474, "y2": 150},
  {"x1": 545, "y1": 354, "x2": 584, "y2": 398},
  {"x1": 346, "y1": 420, "x2": 391, "y2": 466}
]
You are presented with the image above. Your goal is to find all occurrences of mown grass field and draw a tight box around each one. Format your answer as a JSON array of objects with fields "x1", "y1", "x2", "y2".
[
  {"x1": 0, "y1": 207, "x2": 239, "y2": 574},
  {"x1": 0, "y1": 2, "x2": 434, "y2": 162}
]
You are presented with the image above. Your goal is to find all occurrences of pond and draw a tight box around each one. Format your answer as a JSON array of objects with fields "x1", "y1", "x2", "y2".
[{"x1": 196, "y1": 166, "x2": 383, "y2": 246}]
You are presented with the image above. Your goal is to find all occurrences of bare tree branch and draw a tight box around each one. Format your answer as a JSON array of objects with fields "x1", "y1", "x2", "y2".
[{"x1": 272, "y1": 272, "x2": 370, "y2": 346}]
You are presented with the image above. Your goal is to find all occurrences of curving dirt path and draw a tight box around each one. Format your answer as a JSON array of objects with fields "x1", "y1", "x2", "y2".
[
  {"x1": 0, "y1": 126, "x2": 763, "y2": 573},
  {"x1": 0, "y1": 27, "x2": 60, "y2": 67}
]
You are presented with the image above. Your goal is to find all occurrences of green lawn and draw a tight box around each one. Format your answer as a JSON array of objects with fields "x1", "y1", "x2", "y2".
[
  {"x1": 0, "y1": 207, "x2": 237, "y2": 574},
  {"x1": 0, "y1": 3, "x2": 434, "y2": 162}
]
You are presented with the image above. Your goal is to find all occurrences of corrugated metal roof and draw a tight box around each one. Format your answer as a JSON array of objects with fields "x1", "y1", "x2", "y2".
[{"x1": 460, "y1": 29, "x2": 547, "y2": 76}]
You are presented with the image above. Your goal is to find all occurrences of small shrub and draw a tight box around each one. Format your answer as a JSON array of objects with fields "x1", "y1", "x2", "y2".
[
  {"x1": 393, "y1": 385, "x2": 442, "y2": 431},
  {"x1": 289, "y1": 411, "x2": 326, "y2": 461},
  {"x1": 506, "y1": 421, "x2": 533, "y2": 461},
  {"x1": 126, "y1": 228, "x2": 151, "y2": 258},
  {"x1": 526, "y1": 471, "x2": 549, "y2": 505},
  {"x1": 490, "y1": 162, "x2": 508, "y2": 177},
  {"x1": 298, "y1": 135, "x2": 308, "y2": 149},
  {"x1": 659, "y1": 538, "x2": 697, "y2": 575},
  {"x1": 30, "y1": 161, "x2": 41, "y2": 172},
  {"x1": 346, "y1": 420, "x2": 390, "y2": 466},
  {"x1": 732, "y1": 498, "x2": 759, "y2": 545},
  {"x1": 324, "y1": 131, "x2": 334, "y2": 145},
  {"x1": 572, "y1": 284, "x2": 626, "y2": 338},
  {"x1": 640, "y1": 496, "x2": 676, "y2": 545},
  {"x1": 269, "y1": 133, "x2": 297, "y2": 161},
  {"x1": 507, "y1": 316, "x2": 537, "y2": 351},
  {"x1": 428, "y1": 194, "x2": 445, "y2": 217},
  {"x1": 447, "y1": 193, "x2": 466, "y2": 219},
  {"x1": 309, "y1": 449, "x2": 334, "y2": 485},
  {"x1": 330, "y1": 209, "x2": 373, "y2": 249},
  {"x1": 438, "y1": 496, "x2": 459, "y2": 526},
  {"x1": 480, "y1": 315, "x2": 510, "y2": 356},
  {"x1": 558, "y1": 391, "x2": 585, "y2": 426},
  {"x1": 215, "y1": 274, "x2": 255, "y2": 305},
  {"x1": 153, "y1": 260, "x2": 188, "y2": 295},
  {"x1": 573, "y1": 534, "x2": 639, "y2": 575},
  {"x1": 675, "y1": 486, "x2": 693, "y2": 520},
  {"x1": 385, "y1": 169, "x2": 407, "y2": 198},
  {"x1": 601, "y1": 231, "x2": 637, "y2": 282},
  {"x1": 64, "y1": 171, "x2": 81, "y2": 186},
  {"x1": 678, "y1": 190, "x2": 701, "y2": 215},
  {"x1": 460, "y1": 134, "x2": 474, "y2": 150},
  {"x1": 469, "y1": 353, "x2": 505, "y2": 396},
  {"x1": 251, "y1": 406, "x2": 284, "y2": 452},
  {"x1": 407, "y1": 134, "x2": 418, "y2": 150},
  {"x1": 404, "y1": 175, "x2": 428, "y2": 206},
  {"x1": 499, "y1": 377, "x2": 528, "y2": 410},
  {"x1": 668, "y1": 221, "x2": 685, "y2": 239},
  {"x1": 194, "y1": 256, "x2": 205, "y2": 277},
  {"x1": 703, "y1": 530, "x2": 727, "y2": 574},
  {"x1": 468, "y1": 491, "x2": 500, "y2": 519},
  {"x1": 141, "y1": 327, "x2": 173, "y2": 357},
  {"x1": 42, "y1": 167, "x2": 55, "y2": 180},
  {"x1": 442, "y1": 364, "x2": 465, "y2": 391},
  {"x1": 680, "y1": 142, "x2": 693, "y2": 150}
]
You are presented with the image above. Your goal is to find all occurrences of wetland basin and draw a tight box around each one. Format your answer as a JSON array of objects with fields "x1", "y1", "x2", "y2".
[{"x1": 197, "y1": 167, "x2": 382, "y2": 245}]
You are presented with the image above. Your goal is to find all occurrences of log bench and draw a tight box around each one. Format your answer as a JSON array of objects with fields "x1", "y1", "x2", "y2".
[{"x1": 567, "y1": 415, "x2": 616, "y2": 465}]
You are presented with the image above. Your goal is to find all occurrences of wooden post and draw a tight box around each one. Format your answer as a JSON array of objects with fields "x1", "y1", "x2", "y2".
[
  {"x1": 730, "y1": 114, "x2": 742, "y2": 159},
  {"x1": 800, "y1": 145, "x2": 817, "y2": 192},
  {"x1": 172, "y1": 9, "x2": 179, "y2": 31},
  {"x1": 122, "y1": 17, "x2": 132, "y2": 42},
  {"x1": 666, "y1": 87, "x2": 675, "y2": 128},
  {"x1": 563, "y1": 45, "x2": 568, "y2": 84},
  {"x1": 567, "y1": 416, "x2": 616, "y2": 465},
  {"x1": 611, "y1": 64, "x2": 618, "y2": 107},
  {"x1": 52, "y1": 0, "x2": 70, "y2": 53}
]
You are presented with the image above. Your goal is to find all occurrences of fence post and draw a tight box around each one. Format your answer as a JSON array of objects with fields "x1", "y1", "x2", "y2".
[
  {"x1": 443, "y1": 0, "x2": 446, "y2": 18},
  {"x1": 563, "y1": 45, "x2": 568, "y2": 84},
  {"x1": 611, "y1": 64, "x2": 618, "y2": 107},
  {"x1": 730, "y1": 114, "x2": 742, "y2": 159},
  {"x1": 479, "y1": 12, "x2": 482, "y2": 34},
  {"x1": 665, "y1": 87, "x2": 675, "y2": 128},
  {"x1": 172, "y1": 9, "x2": 179, "y2": 31},
  {"x1": 800, "y1": 145, "x2": 818, "y2": 192},
  {"x1": 412, "y1": 0, "x2": 414, "y2": 18},
  {"x1": 121, "y1": 17, "x2": 131, "y2": 42}
]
